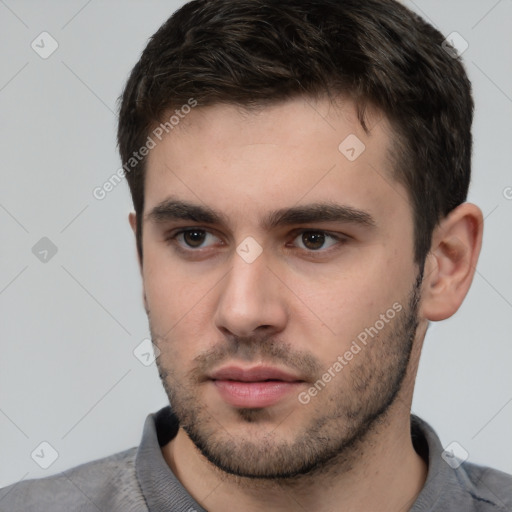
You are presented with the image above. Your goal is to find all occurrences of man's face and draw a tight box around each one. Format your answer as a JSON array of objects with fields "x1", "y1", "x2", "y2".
[{"x1": 138, "y1": 97, "x2": 422, "y2": 478}]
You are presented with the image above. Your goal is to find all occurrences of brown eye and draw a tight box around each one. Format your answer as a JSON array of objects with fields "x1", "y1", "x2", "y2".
[
  {"x1": 291, "y1": 230, "x2": 342, "y2": 252},
  {"x1": 167, "y1": 228, "x2": 223, "y2": 252},
  {"x1": 182, "y1": 230, "x2": 207, "y2": 247},
  {"x1": 301, "y1": 232, "x2": 326, "y2": 250}
]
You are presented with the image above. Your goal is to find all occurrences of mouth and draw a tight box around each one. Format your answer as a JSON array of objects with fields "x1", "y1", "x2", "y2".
[{"x1": 209, "y1": 365, "x2": 305, "y2": 408}]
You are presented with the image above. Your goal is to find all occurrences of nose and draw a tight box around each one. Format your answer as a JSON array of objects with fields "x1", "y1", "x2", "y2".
[{"x1": 214, "y1": 247, "x2": 288, "y2": 339}]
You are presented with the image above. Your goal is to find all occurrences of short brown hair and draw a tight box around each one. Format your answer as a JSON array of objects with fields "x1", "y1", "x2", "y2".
[{"x1": 117, "y1": 0, "x2": 473, "y2": 267}]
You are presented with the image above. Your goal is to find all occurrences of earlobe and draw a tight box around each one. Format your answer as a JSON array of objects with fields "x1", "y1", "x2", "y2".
[
  {"x1": 143, "y1": 291, "x2": 149, "y2": 315},
  {"x1": 420, "y1": 203, "x2": 483, "y2": 321},
  {"x1": 129, "y1": 212, "x2": 137, "y2": 234},
  {"x1": 128, "y1": 212, "x2": 143, "y2": 274},
  {"x1": 129, "y1": 212, "x2": 147, "y2": 311}
]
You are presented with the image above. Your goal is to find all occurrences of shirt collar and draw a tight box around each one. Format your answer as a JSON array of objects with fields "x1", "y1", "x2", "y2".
[
  {"x1": 135, "y1": 407, "x2": 206, "y2": 512},
  {"x1": 135, "y1": 406, "x2": 495, "y2": 511}
]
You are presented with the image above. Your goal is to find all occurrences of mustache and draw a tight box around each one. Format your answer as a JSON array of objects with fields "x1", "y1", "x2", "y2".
[{"x1": 190, "y1": 335, "x2": 322, "y2": 383}]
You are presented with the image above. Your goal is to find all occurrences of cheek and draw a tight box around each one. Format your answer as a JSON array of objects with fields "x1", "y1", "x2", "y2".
[
  {"x1": 142, "y1": 250, "x2": 186, "y2": 334},
  {"x1": 142, "y1": 252, "x2": 216, "y2": 357},
  {"x1": 143, "y1": 241, "x2": 197, "y2": 306},
  {"x1": 294, "y1": 250, "x2": 413, "y2": 349}
]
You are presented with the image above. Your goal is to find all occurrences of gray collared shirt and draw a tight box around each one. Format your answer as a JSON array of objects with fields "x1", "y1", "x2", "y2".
[{"x1": 1, "y1": 407, "x2": 510, "y2": 511}]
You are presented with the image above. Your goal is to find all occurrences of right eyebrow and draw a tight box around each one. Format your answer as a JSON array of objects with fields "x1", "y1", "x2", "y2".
[{"x1": 145, "y1": 198, "x2": 229, "y2": 226}]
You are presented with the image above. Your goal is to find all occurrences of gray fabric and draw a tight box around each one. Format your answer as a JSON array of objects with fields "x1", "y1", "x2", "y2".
[
  {"x1": 409, "y1": 415, "x2": 511, "y2": 511},
  {"x1": 0, "y1": 407, "x2": 510, "y2": 511}
]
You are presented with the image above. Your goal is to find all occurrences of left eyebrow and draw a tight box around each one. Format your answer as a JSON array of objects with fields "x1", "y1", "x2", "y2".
[
  {"x1": 262, "y1": 202, "x2": 377, "y2": 230},
  {"x1": 145, "y1": 198, "x2": 376, "y2": 230}
]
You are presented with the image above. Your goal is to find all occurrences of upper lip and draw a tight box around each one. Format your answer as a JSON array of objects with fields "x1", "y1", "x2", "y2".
[{"x1": 209, "y1": 365, "x2": 303, "y2": 382}]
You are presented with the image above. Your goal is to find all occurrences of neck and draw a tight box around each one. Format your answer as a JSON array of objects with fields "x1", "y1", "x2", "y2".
[{"x1": 162, "y1": 397, "x2": 427, "y2": 512}]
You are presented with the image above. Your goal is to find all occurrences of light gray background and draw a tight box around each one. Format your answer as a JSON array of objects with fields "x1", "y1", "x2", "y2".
[{"x1": 1, "y1": 0, "x2": 511, "y2": 488}]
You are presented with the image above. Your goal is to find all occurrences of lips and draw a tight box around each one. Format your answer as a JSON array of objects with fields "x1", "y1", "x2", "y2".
[
  {"x1": 209, "y1": 366, "x2": 303, "y2": 383},
  {"x1": 209, "y1": 365, "x2": 304, "y2": 408}
]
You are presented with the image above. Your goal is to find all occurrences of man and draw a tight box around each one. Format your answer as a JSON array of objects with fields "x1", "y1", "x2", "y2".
[{"x1": 1, "y1": 0, "x2": 510, "y2": 510}]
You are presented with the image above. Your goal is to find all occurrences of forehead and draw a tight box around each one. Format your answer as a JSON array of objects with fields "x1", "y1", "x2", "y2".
[{"x1": 143, "y1": 96, "x2": 409, "y2": 231}]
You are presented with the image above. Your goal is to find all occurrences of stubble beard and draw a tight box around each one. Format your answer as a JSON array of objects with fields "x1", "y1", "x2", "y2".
[{"x1": 151, "y1": 270, "x2": 423, "y2": 482}]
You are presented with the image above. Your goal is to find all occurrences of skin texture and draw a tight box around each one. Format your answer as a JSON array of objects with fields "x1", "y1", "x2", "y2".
[{"x1": 129, "y1": 96, "x2": 483, "y2": 511}]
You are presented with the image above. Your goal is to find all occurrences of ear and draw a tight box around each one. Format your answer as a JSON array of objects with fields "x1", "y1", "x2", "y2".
[
  {"x1": 420, "y1": 203, "x2": 483, "y2": 321},
  {"x1": 129, "y1": 212, "x2": 149, "y2": 313},
  {"x1": 128, "y1": 212, "x2": 142, "y2": 274}
]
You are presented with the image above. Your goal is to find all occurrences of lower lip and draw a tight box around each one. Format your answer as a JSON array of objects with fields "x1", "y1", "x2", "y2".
[{"x1": 212, "y1": 380, "x2": 302, "y2": 408}]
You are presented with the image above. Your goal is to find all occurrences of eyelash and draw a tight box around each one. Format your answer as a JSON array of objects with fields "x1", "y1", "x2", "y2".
[{"x1": 164, "y1": 228, "x2": 348, "y2": 257}]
